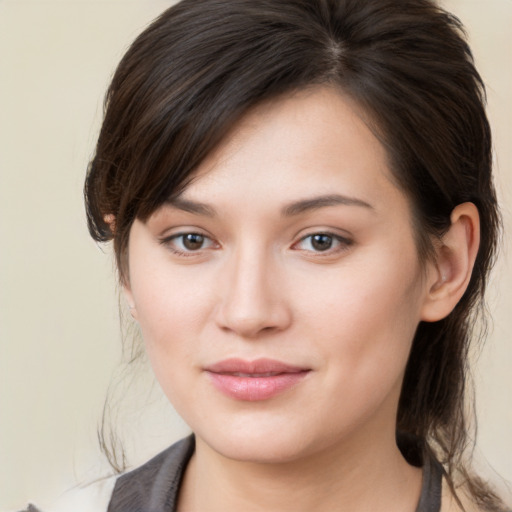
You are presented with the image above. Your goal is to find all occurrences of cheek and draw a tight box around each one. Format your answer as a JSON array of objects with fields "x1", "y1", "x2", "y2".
[
  {"x1": 134, "y1": 276, "x2": 207, "y2": 341},
  {"x1": 129, "y1": 260, "x2": 217, "y2": 380},
  {"x1": 297, "y1": 249, "x2": 424, "y2": 385},
  {"x1": 132, "y1": 278, "x2": 204, "y2": 409}
]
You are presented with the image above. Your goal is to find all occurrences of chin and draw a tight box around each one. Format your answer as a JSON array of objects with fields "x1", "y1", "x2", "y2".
[
  {"x1": 193, "y1": 415, "x2": 328, "y2": 464},
  {"x1": 217, "y1": 435, "x2": 312, "y2": 464}
]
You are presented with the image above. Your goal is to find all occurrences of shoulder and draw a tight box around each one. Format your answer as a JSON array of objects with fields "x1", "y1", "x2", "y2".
[
  {"x1": 113, "y1": 434, "x2": 194, "y2": 492},
  {"x1": 16, "y1": 436, "x2": 195, "y2": 512},
  {"x1": 16, "y1": 476, "x2": 116, "y2": 512},
  {"x1": 440, "y1": 477, "x2": 512, "y2": 512},
  {"x1": 108, "y1": 435, "x2": 195, "y2": 512},
  {"x1": 441, "y1": 481, "x2": 476, "y2": 512}
]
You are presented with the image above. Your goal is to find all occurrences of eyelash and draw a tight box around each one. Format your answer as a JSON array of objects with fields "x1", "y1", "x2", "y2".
[
  {"x1": 159, "y1": 232, "x2": 218, "y2": 257},
  {"x1": 159, "y1": 231, "x2": 353, "y2": 258},
  {"x1": 292, "y1": 233, "x2": 353, "y2": 256}
]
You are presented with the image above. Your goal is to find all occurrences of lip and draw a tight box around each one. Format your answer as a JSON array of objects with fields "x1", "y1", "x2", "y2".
[{"x1": 204, "y1": 358, "x2": 311, "y2": 401}]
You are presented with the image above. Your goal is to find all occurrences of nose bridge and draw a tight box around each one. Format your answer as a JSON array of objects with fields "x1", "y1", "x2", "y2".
[{"x1": 217, "y1": 240, "x2": 290, "y2": 337}]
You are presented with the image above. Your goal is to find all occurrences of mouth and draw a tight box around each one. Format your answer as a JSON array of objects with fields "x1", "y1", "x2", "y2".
[
  {"x1": 223, "y1": 372, "x2": 287, "y2": 377},
  {"x1": 204, "y1": 358, "x2": 311, "y2": 401}
]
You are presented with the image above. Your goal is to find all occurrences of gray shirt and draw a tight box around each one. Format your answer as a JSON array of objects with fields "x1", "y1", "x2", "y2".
[{"x1": 106, "y1": 435, "x2": 443, "y2": 512}]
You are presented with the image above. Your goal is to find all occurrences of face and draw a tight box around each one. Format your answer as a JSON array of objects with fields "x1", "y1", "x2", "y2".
[{"x1": 125, "y1": 87, "x2": 434, "y2": 464}]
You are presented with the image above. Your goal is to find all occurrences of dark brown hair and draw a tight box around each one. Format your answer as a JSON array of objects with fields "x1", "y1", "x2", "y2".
[{"x1": 85, "y1": 0, "x2": 503, "y2": 508}]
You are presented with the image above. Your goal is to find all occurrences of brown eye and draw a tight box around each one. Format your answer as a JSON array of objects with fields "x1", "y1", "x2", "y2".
[
  {"x1": 310, "y1": 234, "x2": 333, "y2": 251},
  {"x1": 161, "y1": 232, "x2": 217, "y2": 255},
  {"x1": 182, "y1": 233, "x2": 206, "y2": 250},
  {"x1": 293, "y1": 232, "x2": 352, "y2": 255}
]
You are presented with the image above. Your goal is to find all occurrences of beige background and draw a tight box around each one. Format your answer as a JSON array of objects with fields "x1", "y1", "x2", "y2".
[{"x1": 0, "y1": 0, "x2": 511, "y2": 509}]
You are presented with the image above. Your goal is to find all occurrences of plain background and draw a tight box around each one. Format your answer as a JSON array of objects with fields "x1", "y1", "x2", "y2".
[{"x1": 1, "y1": 0, "x2": 511, "y2": 509}]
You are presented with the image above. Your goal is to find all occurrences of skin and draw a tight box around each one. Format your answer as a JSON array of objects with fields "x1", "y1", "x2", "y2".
[{"x1": 123, "y1": 87, "x2": 479, "y2": 512}]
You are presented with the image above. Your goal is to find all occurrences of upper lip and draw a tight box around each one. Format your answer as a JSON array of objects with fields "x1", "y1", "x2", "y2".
[{"x1": 205, "y1": 358, "x2": 309, "y2": 375}]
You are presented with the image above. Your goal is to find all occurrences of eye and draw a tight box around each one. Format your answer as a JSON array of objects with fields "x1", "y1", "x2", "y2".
[
  {"x1": 179, "y1": 233, "x2": 208, "y2": 251},
  {"x1": 161, "y1": 232, "x2": 217, "y2": 255},
  {"x1": 293, "y1": 232, "x2": 352, "y2": 254}
]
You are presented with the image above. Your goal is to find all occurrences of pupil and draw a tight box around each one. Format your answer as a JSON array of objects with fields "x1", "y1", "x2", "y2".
[
  {"x1": 312, "y1": 234, "x2": 332, "y2": 251},
  {"x1": 183, "y1": 234, "x2": 204, "y2": 250}
]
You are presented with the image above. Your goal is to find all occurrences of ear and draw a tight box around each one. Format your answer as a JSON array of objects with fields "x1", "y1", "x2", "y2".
[
  {"x1": 420, "y1": 202, "x2": 480, "y2": 322},
  {"x1": 103, "y1": 213, "x2": 116, "y2": 233}
]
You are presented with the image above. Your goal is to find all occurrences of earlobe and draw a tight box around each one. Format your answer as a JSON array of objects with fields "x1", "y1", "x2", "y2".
[
  {"x1": 122, "y1": 277, "x2": 137, "y2": 320},
  {"x1": 420, "y1": 202, "x2": 480, "y2": 322},
  {"x1": 122, "y1": 282, "x2": 138, "y2": 321},
  {"x1": 128, "y1": 303, "x2": 138, "y2": 320}
]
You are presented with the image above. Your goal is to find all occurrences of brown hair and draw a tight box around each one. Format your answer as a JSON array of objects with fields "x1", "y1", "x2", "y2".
[{"x1": 85, "y1": 0, "x2": 503, "y2": 508}]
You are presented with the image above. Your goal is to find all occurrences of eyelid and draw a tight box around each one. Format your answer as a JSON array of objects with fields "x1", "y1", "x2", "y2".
[
  {"x1": 291, "y1": 230, "x2": 353, "y2": 255},
  {"x1": 157, "y1": 226, "x2": 352, "y2": 258},
  {"x1": 158, "y1": 229, "x2": 220, "y2": 256}
]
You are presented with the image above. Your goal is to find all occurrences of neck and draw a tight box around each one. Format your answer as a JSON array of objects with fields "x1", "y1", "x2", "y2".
[{"x1": 178, "y1": 422, "x2": 422, "y2": 512}]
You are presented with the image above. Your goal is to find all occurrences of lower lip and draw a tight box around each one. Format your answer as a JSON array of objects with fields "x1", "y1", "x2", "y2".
[{"x1": 206, "y1": 371, "x2": 310, "y2": 401}]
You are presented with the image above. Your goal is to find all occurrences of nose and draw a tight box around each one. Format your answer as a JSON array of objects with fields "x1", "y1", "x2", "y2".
[{"x1": 215, "y1": 246, "x2": 292, "y2": 339}]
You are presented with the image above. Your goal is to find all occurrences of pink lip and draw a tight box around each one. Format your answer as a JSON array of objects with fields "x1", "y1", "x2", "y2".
[{"x1": 204, "y1": 358, "x2": 310, "y2": 401}]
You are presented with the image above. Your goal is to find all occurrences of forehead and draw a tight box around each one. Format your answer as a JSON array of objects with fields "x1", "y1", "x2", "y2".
[{"x1": 174, "y1": 87, "x2": 406, "y2": 218}]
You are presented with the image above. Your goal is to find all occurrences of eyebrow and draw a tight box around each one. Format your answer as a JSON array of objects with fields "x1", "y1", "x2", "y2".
[
  {"x1": 166, "y1": 197, "x2": 216, "y2": 217},
  {"x1": 281, "y1": 194, "x2": 374, "y2": 216},
  {"x1": 166, "y1": 193, "x2": 373, "y2": 218}
]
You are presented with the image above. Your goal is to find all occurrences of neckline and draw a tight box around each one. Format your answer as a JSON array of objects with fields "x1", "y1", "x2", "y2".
[{"x1": 109, "y1": 434, "x2": 444, "y2": 512}]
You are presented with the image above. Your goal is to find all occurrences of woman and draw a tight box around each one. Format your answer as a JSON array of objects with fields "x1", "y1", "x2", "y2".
[{"x1": 23, "y1": 0, "x2": 508, "y2": 510}]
